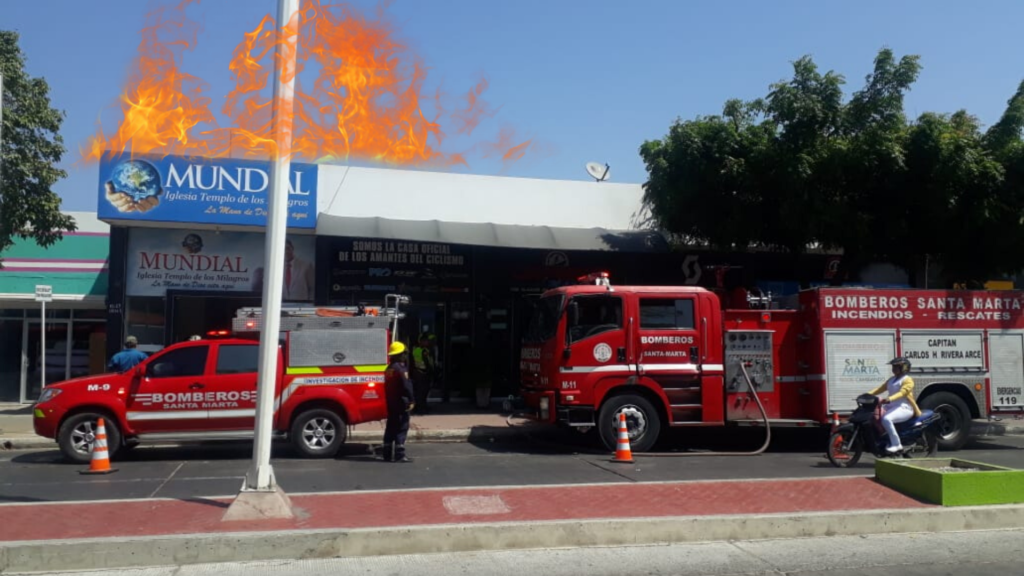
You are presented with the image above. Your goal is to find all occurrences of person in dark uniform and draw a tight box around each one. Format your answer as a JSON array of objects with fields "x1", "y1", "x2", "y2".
[{"x1": 382, "y1": 341, "x2": 415, "y2": 463}]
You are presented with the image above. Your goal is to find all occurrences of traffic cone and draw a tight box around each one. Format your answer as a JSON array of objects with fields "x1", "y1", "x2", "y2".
[
  {"x1": 830, "y1": 412, "x2": 840, "y2": 432},
  {"x1": 611, "y1": 412, "x2": 634, "y2": 463},
  {"x1": 80, "y1": 418, "x2": 117, "y2": 475}
]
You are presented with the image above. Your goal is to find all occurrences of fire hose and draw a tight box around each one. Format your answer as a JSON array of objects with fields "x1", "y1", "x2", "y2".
[{"x1": 507, "y1": 362, "x2": 771, "y2": 457}]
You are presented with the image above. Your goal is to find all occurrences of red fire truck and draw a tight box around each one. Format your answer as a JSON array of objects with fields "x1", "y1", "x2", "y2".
[
  {"x1": 34, "y1": 295, "x2": 409, "y2": 462},
  {"x1": 520, "y1": 273, "x2": 1024, "y2": 452}
]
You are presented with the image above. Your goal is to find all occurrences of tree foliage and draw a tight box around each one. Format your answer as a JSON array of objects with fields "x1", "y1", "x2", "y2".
[
  {"x1": 0, "y1": 31, "x2": 75, "y2": 264},
  {"x1": 641, "y1": 48, "x2": 1024, "y2": 286}
]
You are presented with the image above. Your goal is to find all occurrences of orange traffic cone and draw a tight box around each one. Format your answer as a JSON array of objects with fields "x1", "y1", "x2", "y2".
[
  {"x1": 80, "y1": 418, "x2": 117, "y2": 475},
  {"x1": 611, "y1": 412, "x2": 634, "y2": 463},
  {"x1": 830, "y1": 412, "x2": 840, "y2": 432}
]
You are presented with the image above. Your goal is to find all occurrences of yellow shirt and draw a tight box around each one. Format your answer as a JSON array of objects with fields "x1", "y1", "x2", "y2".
[{"x1": 869, "y1": 375, "x2": 922, "y2": 417}]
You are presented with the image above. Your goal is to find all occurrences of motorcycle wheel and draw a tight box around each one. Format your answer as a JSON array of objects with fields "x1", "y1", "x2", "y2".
[
  {"x1": 903, "y1": 430, "x2": 939, "y2": 459},
  {"x1": 827, "y1": 429, "x2": 863, "y2": 468}
]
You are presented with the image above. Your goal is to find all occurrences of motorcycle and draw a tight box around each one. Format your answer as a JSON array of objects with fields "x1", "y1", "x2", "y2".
[{"x1": 827, "y1": 393, "x2": 942, "y2": 467}]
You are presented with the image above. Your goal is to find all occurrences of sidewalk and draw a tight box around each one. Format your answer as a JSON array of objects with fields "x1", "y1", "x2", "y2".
[
  {"x1": 4, "y1": 400, "x2": 1024, "y2": 451},
  {"x1": 2, "y1": 475, "x2": 1023, "y2": 573},
  {"x1": 0, "y1": 399, "x2": 529, "y2": 451}
]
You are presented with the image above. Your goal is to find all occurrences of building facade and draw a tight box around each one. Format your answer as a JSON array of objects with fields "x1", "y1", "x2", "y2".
[
  {"x1": 95, "y1": 154, "x2": 839, "y2": 400},
  {"x1": 0, "y1": 213, "x2": 109, "y2": 403}
]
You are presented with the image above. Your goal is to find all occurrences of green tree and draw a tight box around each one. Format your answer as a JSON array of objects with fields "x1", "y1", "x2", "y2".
[
  {"x1": 641, "y1": 48, "x2": 1024, "y2": 287},
  {"x1": 0, "y1": 31, "x2": 75, "y2": 265}
]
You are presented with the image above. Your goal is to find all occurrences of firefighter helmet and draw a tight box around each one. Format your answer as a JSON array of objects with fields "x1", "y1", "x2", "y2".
[{"x1": 388, "y1": 341, "x2": 407, "y2": 356}]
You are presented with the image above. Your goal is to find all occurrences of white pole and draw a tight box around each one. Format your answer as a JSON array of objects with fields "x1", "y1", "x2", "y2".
[
  {"x1": 245, "y1": 0, "x2": 299, "y2": 492},
  {"x1": 41, "y1": 299, "x2": 46, "y2": 396}
]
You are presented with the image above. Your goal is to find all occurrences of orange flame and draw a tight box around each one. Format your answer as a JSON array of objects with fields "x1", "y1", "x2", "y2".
[{"x1": 83, "y1": 0, "x2": 532, "y2": 167}]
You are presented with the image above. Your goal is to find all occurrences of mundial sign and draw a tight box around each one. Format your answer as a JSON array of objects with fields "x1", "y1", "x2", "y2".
[{"x1": 97, "y1": 154, "x2": 318, "y2": 229}]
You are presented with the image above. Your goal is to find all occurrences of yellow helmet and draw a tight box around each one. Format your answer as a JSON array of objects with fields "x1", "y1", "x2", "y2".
[{"x1": 388, "y1": 341, "x2": 407, "y2": 356}]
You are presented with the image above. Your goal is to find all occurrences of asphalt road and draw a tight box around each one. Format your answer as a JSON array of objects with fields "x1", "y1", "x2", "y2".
[
  {"x1": 2, "y1": 431, "x2": 1023, "y2": 503},
  {"x1": 13, "y1": 529, "x2": 1024, "y2": 576}
]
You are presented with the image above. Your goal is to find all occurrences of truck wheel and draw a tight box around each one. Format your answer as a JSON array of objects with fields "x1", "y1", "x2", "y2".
[
  {"x1": 291, "y1": 409, "x2": 346, "y2": 458},
  {"x1": 919, "y1": 392, "x2": 971, "y2": 451},
  {"x1": 597, "y1": 394, "x2": 662, "y2": 453},
  {"x1": 58, "y1": 413, "x2": 121, "y2": 464}
]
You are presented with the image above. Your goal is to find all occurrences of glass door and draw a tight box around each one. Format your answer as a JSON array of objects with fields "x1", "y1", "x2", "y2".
[
  {"x1": 0, "y1": 318, "x2": 23, "y2": 403},
  {"x1": 23, "y1": 320, "x2": 71, "y2": 403}
]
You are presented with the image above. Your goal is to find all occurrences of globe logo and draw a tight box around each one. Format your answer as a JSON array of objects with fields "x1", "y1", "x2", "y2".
[{"x1": 104, "y1": 159, "x2": 163, "y2": 213}]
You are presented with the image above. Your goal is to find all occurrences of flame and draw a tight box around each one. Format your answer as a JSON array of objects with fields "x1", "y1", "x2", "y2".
[{"x1": 83, "y1": 0, "x2": 532, "y2": 167}]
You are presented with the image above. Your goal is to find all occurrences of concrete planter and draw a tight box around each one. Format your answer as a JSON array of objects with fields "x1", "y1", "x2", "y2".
[{"x1": 876, "y1": 458, "x2": 1024, "y2": 506}]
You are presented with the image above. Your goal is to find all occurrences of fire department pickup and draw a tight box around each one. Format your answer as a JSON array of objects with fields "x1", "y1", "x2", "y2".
[
  {"x1": 521, "y1": 273, "x2": 1024, "y2": 452},
  {"x1": 34, "y1": 297, "x2": 407, "y2": 463}
]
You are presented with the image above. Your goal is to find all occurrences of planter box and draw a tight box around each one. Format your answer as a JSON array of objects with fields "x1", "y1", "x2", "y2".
[{"x1": 876, "y1": 458, "x2": 1024, "y2": 506}]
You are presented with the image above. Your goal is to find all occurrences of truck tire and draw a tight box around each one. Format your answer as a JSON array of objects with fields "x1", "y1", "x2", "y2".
[
  {"x1": 291, "y1": 409, "x2": 346, "y2": 458},
  {"x1": 58, "y1": 413, "x2": 121, "y2": 464},
  {"x1": 597, "y1": 394, "x2": 662, "y2": 453},
  {"x1": 919, "y1": 392, "x2": 971, "y2": 451}
]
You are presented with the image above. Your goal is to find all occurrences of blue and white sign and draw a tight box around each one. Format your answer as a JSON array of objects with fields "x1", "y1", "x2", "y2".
[{"x1": 97, "y1": 154, "x2": 318, "y2": 229}]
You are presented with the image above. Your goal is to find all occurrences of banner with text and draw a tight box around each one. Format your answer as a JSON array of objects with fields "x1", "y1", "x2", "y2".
[
  {"x1": 97, "y1": 154, "x2": 317, "y2": 229},
  {"x1": 126, "y1": 229, "x2": 315, "y2": 301},
  {"x1": 328, "y1": 238, "x2": 471, "y2": 299}
]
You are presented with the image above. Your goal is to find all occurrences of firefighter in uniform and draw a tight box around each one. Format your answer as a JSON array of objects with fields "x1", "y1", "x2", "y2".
[
  {"x1": 382, "y1": 341, "x2": 415, "y2": 462},
  {"x1": 411, "y1": 333, "x2": 434, "y2": 415}
]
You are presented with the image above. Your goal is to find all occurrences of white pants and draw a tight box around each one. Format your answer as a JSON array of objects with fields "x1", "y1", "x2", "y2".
[{"x1": 881, "y1": 402, "x2": 915, "y2": 448}]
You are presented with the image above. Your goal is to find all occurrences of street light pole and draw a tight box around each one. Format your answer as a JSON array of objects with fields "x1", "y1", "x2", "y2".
[{"x1": 243, "y1": 0, "x2": 299, "y2": 493}]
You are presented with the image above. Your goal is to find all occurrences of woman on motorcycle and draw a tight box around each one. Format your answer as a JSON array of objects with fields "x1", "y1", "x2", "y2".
[{"x1": 867, "y1": 357, "x2": 922, "y2": 453}]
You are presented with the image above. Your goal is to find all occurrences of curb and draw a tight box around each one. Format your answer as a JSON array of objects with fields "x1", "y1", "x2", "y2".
[
  {"x1": 3, "y1": 421, "x2": 1020, "y2": 452},
  {"x1": 971, "y1": 421, "x2": 1024, "y2": 438},
  {"x1": 1, "y1": 427, "x2": 530, "y2": 452},
  {"x1": 2, "y1": 504, "x2": 1022, "y2": 573}
]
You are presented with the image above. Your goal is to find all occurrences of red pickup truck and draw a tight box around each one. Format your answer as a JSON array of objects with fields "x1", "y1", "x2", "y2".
[{"x1": 34, "y1": 302, "x2": 403, "y2": 462}]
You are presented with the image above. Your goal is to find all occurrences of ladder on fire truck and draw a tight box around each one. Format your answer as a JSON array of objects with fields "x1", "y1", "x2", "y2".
[{"x1": 232, "y1": 294, "x2": 409, "y2": 339}]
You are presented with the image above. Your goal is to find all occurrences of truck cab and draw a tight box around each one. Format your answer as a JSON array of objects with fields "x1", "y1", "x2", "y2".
[{"x1": 520, "y1": 273, "x2": 727, "y2": 451}]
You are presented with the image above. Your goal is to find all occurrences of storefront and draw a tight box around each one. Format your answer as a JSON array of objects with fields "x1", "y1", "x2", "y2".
[
  {"x1": 97, "y1": 154, "x2": 838, "y2": 401},
  {"x1": 0, "y1": 212, "x2": 109, "y2": 403}
]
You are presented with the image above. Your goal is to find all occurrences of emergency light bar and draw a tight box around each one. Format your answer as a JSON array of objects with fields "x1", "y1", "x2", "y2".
[{"x1": 578, "y1": 271, "x2": 611, "y2": 287}]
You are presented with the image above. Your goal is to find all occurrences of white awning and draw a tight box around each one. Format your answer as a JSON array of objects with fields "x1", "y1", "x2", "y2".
[{"x1": 316, "y1": 214, "x2": 668, "y2": 252}]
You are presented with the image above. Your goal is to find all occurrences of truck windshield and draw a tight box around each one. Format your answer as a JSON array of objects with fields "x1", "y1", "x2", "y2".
[{"x1": 524, "y1": 295, "x2": 563, "y2": 343}]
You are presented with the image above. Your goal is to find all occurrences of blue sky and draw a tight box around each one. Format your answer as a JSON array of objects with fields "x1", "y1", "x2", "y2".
[{"x1": 6, "y1": 0, "x2": 1024, "y2": 212}]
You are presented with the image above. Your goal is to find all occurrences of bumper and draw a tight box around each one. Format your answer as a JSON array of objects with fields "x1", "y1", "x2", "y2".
[
  {"x1": 32, "y1": 403, "x2": 66, "y2": 439},
  {"x1": 521, "y1": 389, "x2": 557, "y2": 424}
]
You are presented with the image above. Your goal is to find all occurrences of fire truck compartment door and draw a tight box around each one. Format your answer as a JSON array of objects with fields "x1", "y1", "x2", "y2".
[
  {"x1": 824, "y1": 331, "x2": 896, "y2": 412},
  {"x1": 288, "y1": 329, "x2": 387, "y2": 368},
  {"x1": 989, "y1": 333, "x2": 1024, "y2": 409}
]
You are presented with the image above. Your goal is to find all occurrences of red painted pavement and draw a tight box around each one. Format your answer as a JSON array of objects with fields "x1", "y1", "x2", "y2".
[{"x1": 0, "y1": 477, "x2": 928, "y2": 543}]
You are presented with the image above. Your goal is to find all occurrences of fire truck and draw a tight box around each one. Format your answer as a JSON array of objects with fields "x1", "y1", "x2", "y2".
[
  {"x1": 34, "y1": 295, "x2": 409, "y2": 463},
  {"x1": 520, "y1": 273, "x2": 1024, "y2": 452}
]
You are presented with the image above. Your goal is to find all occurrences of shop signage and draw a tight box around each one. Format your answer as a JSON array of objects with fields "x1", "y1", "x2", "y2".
[
  {"x1": 97, "y1": 154, "x2": 318, "y2": 229},
  {"x1": 125, "y1": 229, "x2": 315, "y2": 300},
  {"x1": 901, "y1": 332, "x2": 985, "y2": 369},
  {"x1": 329, "y1": 238, "x2": 470, "y2": 298}
]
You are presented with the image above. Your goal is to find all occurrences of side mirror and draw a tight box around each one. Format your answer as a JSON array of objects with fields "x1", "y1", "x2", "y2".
[
  {"x1": 135, "y1": 365, "x2": 145, "y2": 378},
  {"x1": 562, "y1": 348, "x2": 572, "y2": 360}
]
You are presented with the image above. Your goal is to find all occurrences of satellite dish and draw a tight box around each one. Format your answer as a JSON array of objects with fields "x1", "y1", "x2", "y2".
[{"x1": 586, "y1": 162, "x2": 611, "y2": 182}]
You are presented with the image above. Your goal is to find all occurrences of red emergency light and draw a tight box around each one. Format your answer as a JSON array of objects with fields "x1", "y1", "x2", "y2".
[
  {"x1": 206, "y1": 330, "x2": 231, "y2": 338},
  {"x1": 578, "y1": 271, "x2": 611, "y2": 286}
]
